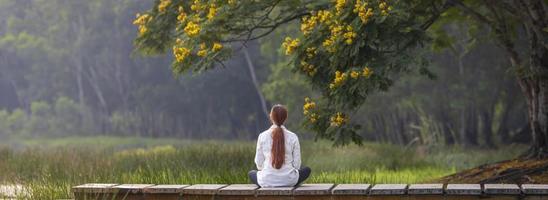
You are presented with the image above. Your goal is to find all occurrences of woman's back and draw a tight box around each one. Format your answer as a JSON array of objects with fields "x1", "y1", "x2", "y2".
[{"x1": 254, "y1": 125, "x2": 301, "y2": 187}]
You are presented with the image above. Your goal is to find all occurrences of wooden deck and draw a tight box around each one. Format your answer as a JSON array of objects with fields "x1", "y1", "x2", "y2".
[{"x1": 72, "y1": 183, "x2": 548, "y2": 200}]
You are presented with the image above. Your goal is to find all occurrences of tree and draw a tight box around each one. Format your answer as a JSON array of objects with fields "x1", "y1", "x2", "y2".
[{"x1": 134, "y1": 0, "x2": 547, "y2": 156}]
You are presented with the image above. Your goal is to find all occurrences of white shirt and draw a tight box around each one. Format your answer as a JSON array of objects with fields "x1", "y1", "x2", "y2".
[{"x1": 254, "y1": 125, "x2": 301, "y2": 187}]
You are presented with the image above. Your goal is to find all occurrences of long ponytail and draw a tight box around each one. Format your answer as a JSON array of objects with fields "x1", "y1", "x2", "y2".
[{"x1": 270, "y1": 105, "x2": 287, "y2": 169}]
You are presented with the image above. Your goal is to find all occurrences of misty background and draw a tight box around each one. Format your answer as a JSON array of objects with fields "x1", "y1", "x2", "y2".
[{"x1": 0, "y1": 0, "x2": 528, "y2": 147}]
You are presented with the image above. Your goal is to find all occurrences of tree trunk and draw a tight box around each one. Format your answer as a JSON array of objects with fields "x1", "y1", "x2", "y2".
[
  {"x1": 243, "y1": 47, "x2": 269, "y2": 122},
  {"x1": 481, "y1": 111, "x2": 495, "y2": 148},
  {"x1": 520, "y1": 78, "x2": 548, "y2": 158}
]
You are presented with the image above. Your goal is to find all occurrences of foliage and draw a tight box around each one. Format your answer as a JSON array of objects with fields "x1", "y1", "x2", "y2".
[{"x1": 133, "y1": 0, "x2": 447, "y2": 145}]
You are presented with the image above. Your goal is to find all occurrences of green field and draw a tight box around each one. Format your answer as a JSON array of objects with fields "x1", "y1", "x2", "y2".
[{"x1": 0, "y1": 136, "x2": 525, "y2": 199}]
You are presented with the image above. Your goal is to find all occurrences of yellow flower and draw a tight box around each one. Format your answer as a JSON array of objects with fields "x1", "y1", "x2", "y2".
[
  {"x1": 191, "y1": 0, "x2": 203, "y2": 11},
  {"x1": 197, "y1": 49, "x2": 207, "y2": 57},
  {"x1": 354, "y1": 1, "x2": 374, "y2": 23},
  {"x1": 343, "y1": 25, "x2": 357, "y2": 45},
  {"x1": 207, "y1": 4, "x2": 217, "y2": 20},
  {"x1": 306, "y1": 47, "x2": 317, "y2": 58},
  {"x1": 158, "y1": 0, "x2": 171, "y2": 13},
  {"x1": 300, "y1": 60, "x2": 317, "y2": 76},
  {"x1": 350, "y1": 70, "x2": 360, "y2": 79},
  {"x1": 177, "y1": 7, "x2": 187, "y2": 23},
  {"x1": 133, "y1": 13, "x2": 151, "y2": 25},
  {"x1": 309, "y1": 113, "x2": 318, "y2": 123},
  {"x1": 330, "y1": 70, "x2": 347, "y2": 89},
  {"x1": 212, "y1": 42, "x2": 223, "y2": 52},
  {"x1": 303, "y1": 97, "x2": 317, "y2": 115},
  {"x1": 334, "y1": 0, "x2": 346, "y2": 15},
  {"x1": 173, "y1": 46, "x2": 191, "y2": 62},
  {"x1": 317, "y1": 10, "x2": 333, "y2": 24},
  {"x1": 184, "y1": 21, "x2": 201, "y2": 37},
  {"x1": 301, "y1": 15, "x2": 318, "y2": 36},
  {"x1": 322, "y1": 38, "x2": 335, "y2": 52},
  {"x1": 379, "y1": 1, "x2": 391, "y2": 16},
  {"x1": 133, "y1": 13, "x2": 152, "y2": 35},
  {"x1": 282, "y1": 37, "x2": 300, "y2": 55},
  {"x1": 330, "y1": 112, "x2": 348, "y2": 127},
  {"x1": 362, "y1": 67, "x2": 373, "y2": 77}
]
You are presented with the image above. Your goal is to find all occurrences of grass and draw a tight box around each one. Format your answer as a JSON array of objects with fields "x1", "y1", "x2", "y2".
[{"x1": 0, "y1": 136, "x2": 526, "y2": 199}]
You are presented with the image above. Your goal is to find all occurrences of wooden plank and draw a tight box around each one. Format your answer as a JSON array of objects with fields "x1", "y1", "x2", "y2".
[
  {"x1": 218, "y1": 184, "x2": 258, "y2": 195},
  {"x1": 112, "y1": 184, "x2": 154, "y2": 193},
  {"x1": 407, "y1": 184, "x2": 443, "y2": 195},
  {"x1": 293, "y1": 184, "x2": 335, "y2": 195},
  {"x1": 484, "y1": 184, "x2": 521, "y2": 195},
  {"x1": 143, "y1": 184, "x2": 189, "y2": 193},
  {"x1": 72, "y1": 183, "x2": 118, "y2": 193},
  {"x1": 182, "y1": 184, "x2": 227, "y2": 195},
  {"x1": 445, "y1": 184, "x2": 482, "y2": 195},
  {"x1": 331, "y1": 184, "x2": 370, "y2": 195},
  {"x1": 521, "y1": 184, "x2": 548, "y2": 195},
  {"x1": 369, "y1": 184, "x2": 407, "y2": 195},
  {"x1": 256, "y1": 187, "x2": 294, "y2": 196}
]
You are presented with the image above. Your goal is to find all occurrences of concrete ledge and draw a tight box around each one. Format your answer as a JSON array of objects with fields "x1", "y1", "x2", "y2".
[
  {"x1": 143, "y1": 184, "x2": 189, "y2": 193},
  {"x1": 370, "y1": 184, "x2": 407, "y2": 195},
  {"x1": 331, "y1": 184, "x2": 370, "y2": 195},
  {"x1": 445, "y1": 184, "x2": 482, "y2": 195},
  {"x1": 218, "y1": 184, "x2": 258, "y2": 195},
  {"x1": 408, "y1": 184, "x2": 443, "y2": 195},
  {"x1": 522, "y1": 184, "x2": 548, "y2": 195},
  {"x1": 256, "y1": 186, "x2": 293, "y2": 195},
  {"x1": 73, "y1": 183, "x2": 548, "y2": 200},
  {"x1": 112, "y1": 184, "x2": 154, "y2": 194},
  {"x1": 182, "y1": 184, "x2": 227, "y2": 195},
  {"x1": 293, "y1": 184, "x2": 334, "y2": 195},
  {"x1": 484, "y1": 184, "x2": 521, "y2": 195},
  {"x1": 72, "y1": 183, "x2": 118, "y2": 193}
]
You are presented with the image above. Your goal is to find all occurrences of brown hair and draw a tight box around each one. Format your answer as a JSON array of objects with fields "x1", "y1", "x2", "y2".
[{"x1": 270, "y1": 104, "x2": 287, "y2": 169}]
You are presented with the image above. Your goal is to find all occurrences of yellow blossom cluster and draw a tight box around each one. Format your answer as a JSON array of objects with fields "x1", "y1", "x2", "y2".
[
  {"x1": 306, "y1": 47, "x2": 317, "y2": 58},
  {"x1": 282, "y1": 37, "x2": 300, "y2": 55},
  {"x1": 158, "y1": 0, "x2": 171, "y2": 13},
  {"x1": 303, "y1": 97, "x2": 316, "y2": 115},
  {"x1": 343, "y1": 25, "x2": 357, "y2": 44},
  {"x1": 212, "y1": 42, "x2": 223, "y2": 52},
  {"x1": 191, "y1": 0, "x2": 204, "y2": 12},
  {"x1": 350, "y1": 70, "x2": 360, "y2": 79},
  {"x1": 323, "y1": 23, "x2": 355, "y2": 52},
  {"x1": 329, "y1": 71, "x2": 348, "y2": 89},
  {"x1": 133, "y1": 13, "x2": 152, "y2": 35},
  {"x1": 378, "y1": 1, "x2": 392, "y2": 16},
  {"x1": 330, "y1": 112, "x2": 348, "y2": 127},
  {"x1": 173, "y1": 46, "x2": 191, "y2": 62},
  {"x1": 353, "y1": 0, "x2": 374, "y2": 24},
  {"x1": 303, "y1": 98, "x2": 318, "y2": 123},
  {"x1": 177, "y1": 7, "x2": 187, "y2": 23},
  {"x1": 197, "y1": 43, "x2": 208, "y2": 57},
  {"x1": 300, "y1": 60, "x2": 317, "y2": 76},
  {"x1": 207, "y1": 4, "x2": 217, "y2": 20},
  {"x1": 317, "y1": 10, "x2": 333, "y2": 24},
  {"x1": 322, "y1": 24, "x2": 341, "y2": 52},
  {"x1": 301, "y1": 15, "x2": 318, "y2": 36},
  {"x1": 334, "y1": 0, "x2": 346, "y2": 15},
  {"x1": 362, "y1": 66, "x2": 373, "y2": 77},
  {"x1": 184, "y1": 21, "x2": 201, "y2": 37}
]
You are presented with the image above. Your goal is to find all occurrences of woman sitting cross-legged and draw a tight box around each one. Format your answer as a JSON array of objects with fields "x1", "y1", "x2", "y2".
[{"x1": 248, "y1": 104, "x2": 311, "y2": 187}]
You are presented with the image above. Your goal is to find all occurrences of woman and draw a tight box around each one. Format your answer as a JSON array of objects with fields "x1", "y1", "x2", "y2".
[{"x1": 248, "y1": 104, "x2": 311, "y2": 187}]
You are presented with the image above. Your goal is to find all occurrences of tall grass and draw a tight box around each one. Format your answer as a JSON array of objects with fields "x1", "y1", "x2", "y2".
[{"x1": 0, "y1": 137, "x2": 525, "y2": 199}]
